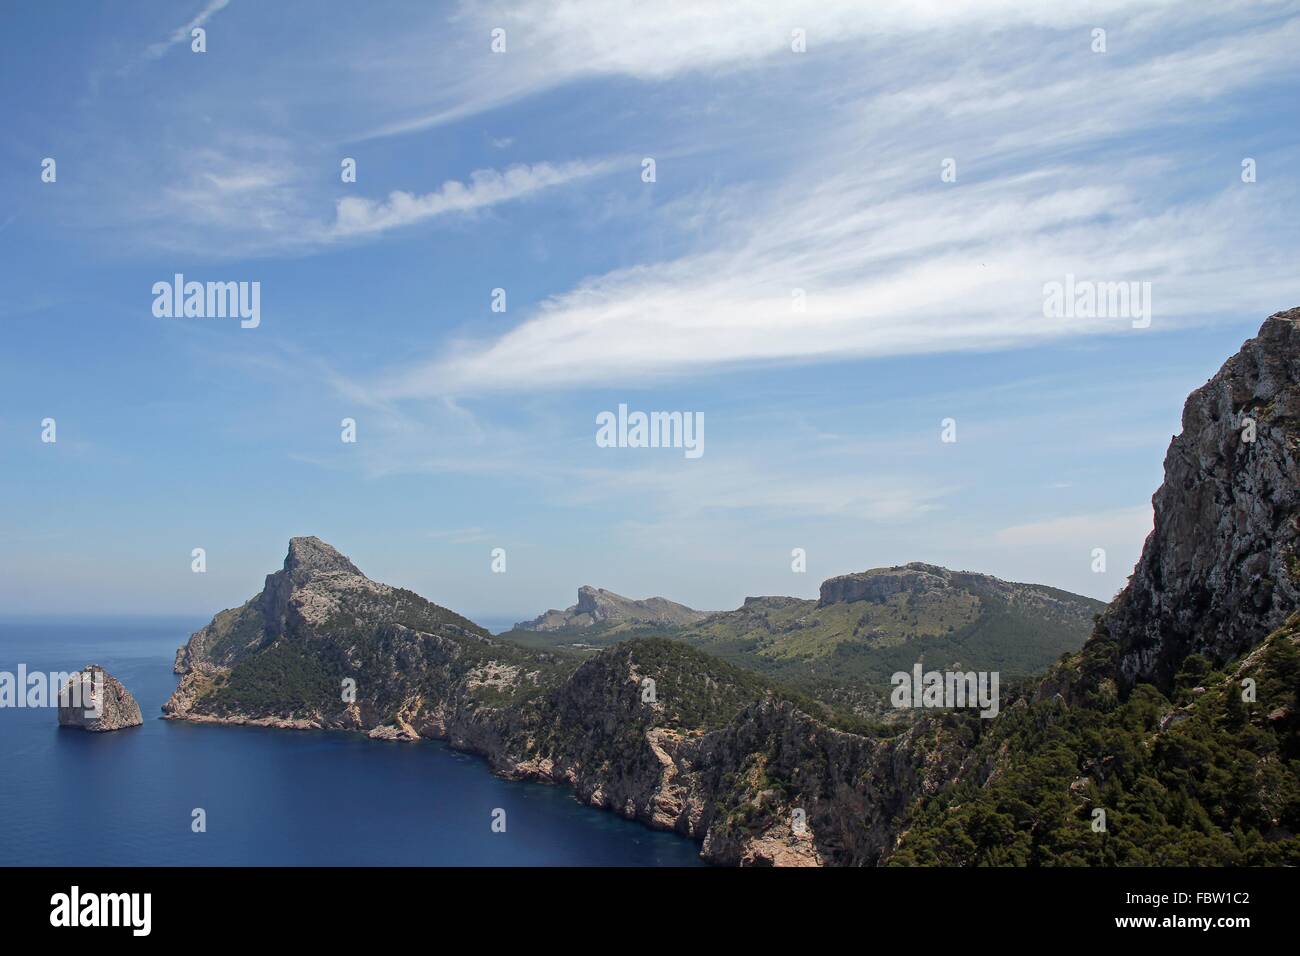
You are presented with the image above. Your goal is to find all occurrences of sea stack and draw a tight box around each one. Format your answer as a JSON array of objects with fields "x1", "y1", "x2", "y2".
[{"x1": 58, "y1": 664, "x2": 144, "y2": 732}]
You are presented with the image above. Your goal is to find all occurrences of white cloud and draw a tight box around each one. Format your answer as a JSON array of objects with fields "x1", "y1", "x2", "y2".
[
  {"x1": 377, "y1": 169, "x2": 1295, "y2": 397},
  {"x1": 326, "y1": 159, "x2": 615, "y2": 239},
  {"x1": 370, "y1": 13, "x2": 1300, "y2": 398},
  {"x1": 144, "y1": 0, "x2": 231, "y2": 60},
  {"x1": 134, "y1": 151, "x2": 614, "y2": 255},
  {"x1": 360, "y1": 0, "x2": 1194, "y2": 140}
]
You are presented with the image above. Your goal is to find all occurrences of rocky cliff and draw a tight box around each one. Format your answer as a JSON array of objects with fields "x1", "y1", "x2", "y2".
[
  {"x1": 887, "y1": 309, "x2": 1300, "y2": 865},
  {"x1": 58, "y1": 665, "x2": 143, "y2": 732},
  {"x1": 515, "y1": 585, "x2": 707, "y2": 632},
  {"x1": 1100, "y1": 307, "x2": 1300, "y2": 692}
]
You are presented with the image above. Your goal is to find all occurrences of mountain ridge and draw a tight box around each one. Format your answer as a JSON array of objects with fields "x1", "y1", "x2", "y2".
[{"x1": 665, "y1": 562, "x2": 1105, "y2": 717}]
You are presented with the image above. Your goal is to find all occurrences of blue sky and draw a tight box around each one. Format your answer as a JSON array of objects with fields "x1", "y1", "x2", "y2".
[{"x1": 2, "y1": 0, "x2": 1298, "y2": 621}]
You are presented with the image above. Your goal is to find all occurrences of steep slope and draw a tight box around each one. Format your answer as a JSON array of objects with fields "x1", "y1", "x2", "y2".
[
  {"x1": 167, "y1": 536, "x2": 570, "y2": 747},
  {"x1": 1099, "y1": 309, "x2": 1300, "y2": 693},
  {"x1": 675, "y1": 563, "x2": 1104, "y2": 717},
  {"x1": 890, "y1": 614, "x2": 1300, "y2": 865},
  {"x1": 513, "y1": 586, "x2": 707, "y2": 634},
  {"x1": 173, "y1": 536, "x2": 487, "y2": 674},
  {"x1": 888, "y1": 308, "x2": 1300, "y2": 865}
]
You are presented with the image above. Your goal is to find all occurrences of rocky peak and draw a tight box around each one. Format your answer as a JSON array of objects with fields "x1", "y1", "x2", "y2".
[
  {"x1": 1101, "y1": 307, "x2": 1300, "y2": 691},
  {"x1": 257, "y1": 536, "x2": 378, "y2": 631},
  {"x1": 740, "y1": 595, "x2": 805, "y2": 610},
  {"x1": 283, "y1": 536, "x2": 362, "y2": 577},
  {"x1": 575, "y1": 586, "x2": 605, "y2": 616},
  {"x1": 173, "y1": 537, "x2": 488, "y2": 675}
]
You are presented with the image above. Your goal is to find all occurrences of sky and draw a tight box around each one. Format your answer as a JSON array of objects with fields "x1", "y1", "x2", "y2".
[{"x1": 1, "y1": 0, "x2": 1298, "y2": 623}]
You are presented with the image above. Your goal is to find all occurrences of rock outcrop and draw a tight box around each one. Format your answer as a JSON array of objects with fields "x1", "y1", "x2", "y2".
[
  {"x1": 882, "y1": 309, "x2": 1300, "y2": 866},
  {"x1": 173, "y1": 535, "x2": 488, "y2": 676},
  {"x1": 819, "y1": 563, "x2": 950, "y2": 606},
  {"x1": 819, "y1": 562, "x2": 1094, "y2": 615},
  {"x1": 1100, "y1": 307, "x2": 1300, "y2": 692},
  {"x1": 515, "y1": 585, "x2": 707, "y2": 632},
  {"x1": 58, "y1": 665, "x2": 143, "y2": 732}
]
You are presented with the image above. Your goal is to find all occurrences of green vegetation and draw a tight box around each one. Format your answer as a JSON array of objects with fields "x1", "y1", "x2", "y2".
[
  {"x1": 888, "y1": 619, "x2": 1300, "y2": 866},
  {"x1": 205, "y1": 637, "x2": 344, "y2": 717},
  {"x1": 503, "y1": 583, "x2": 1102, "y2": 720},
  {"x1": 201, "y1": 600, "x2": 270, "y2": 665},
  {"x1": 197, "y1": 593, "x2": 580, "y2": 723}
]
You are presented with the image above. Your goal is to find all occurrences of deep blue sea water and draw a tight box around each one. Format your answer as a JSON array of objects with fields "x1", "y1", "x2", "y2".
[{"x1": 0, "y1": 618, "x2": 704, "y2": 866}]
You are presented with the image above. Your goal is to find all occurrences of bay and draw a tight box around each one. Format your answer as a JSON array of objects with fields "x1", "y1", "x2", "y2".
[{"x1": 0, "y1": 617, "x2": 704, "y2": 867}]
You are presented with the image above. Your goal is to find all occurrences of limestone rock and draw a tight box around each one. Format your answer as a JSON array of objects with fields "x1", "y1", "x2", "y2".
[
  {"x1": 1101, "y1": 307, "x2": 1300, "y2": 691},
  {"x1": 58, "y1": 665, "x2": 143, "y2": 732}
]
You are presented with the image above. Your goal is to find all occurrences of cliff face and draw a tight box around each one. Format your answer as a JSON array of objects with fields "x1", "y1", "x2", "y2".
[
  {"x1": 818, "y1": 563, "x2": 949, "y2": 606},
  {"x1": 1101, "y1": 308, "x2": 1300, "y2": 692},
  {"x1": 885, "y1": 310, "x2": 1300, "y2": 866},
  {"x1": 518, "y1": 639, "x2": 968, "y2": 865},
  {"x1": 58, "y1": 665, "x2": 143, "y2": 732},
  {"x1": 819, "y1": 562, "x2": 1093, "y2": 617},
  {"x1": 515, "y1": 586, "x2": 707, "y2": 632}
]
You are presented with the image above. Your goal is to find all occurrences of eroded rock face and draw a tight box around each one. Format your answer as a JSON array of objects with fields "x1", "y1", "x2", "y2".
[
  {"x1": 1102, "y1": 308, "x2": 1300, "y2": 691},
  {"x1": 818, "y1": 563, "x2": 950, "y2": 606},
  {"x1": 173, "y1": 535, "x2": 489, "y2": 676},
  {"x1": 58, "y1": 665, "x2": 143, "y2": 732}
]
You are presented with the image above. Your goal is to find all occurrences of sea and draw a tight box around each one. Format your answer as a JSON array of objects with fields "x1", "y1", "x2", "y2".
[{"x1": 0, "y1": 617, "x2": 704, "y2": 866}]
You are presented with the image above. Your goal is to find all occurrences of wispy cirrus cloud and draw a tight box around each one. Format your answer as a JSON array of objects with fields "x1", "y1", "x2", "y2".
[
  {"x1": 371, "y1": 13, "x2": 1300, "y2": 397},
  {"x1": 144, "y1": 0, "x2": 231, "y2": 60},
  {"x1": 135, "y1": 149, "x2": 615, "y2": 255},
  {"x1": 376, "y1": 170, "x2": 1296, "y2": 397},
  {"x1": 325, "y1": 159, "x2": 616, "y2": 239},
  {"x1": 357, "y1": 0, "x2": 1195, "y2": 141}
]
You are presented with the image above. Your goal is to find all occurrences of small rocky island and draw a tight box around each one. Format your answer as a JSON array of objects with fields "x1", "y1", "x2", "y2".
[{"x1": 58, "y1": 665, "x2": 143, "y2": 732}]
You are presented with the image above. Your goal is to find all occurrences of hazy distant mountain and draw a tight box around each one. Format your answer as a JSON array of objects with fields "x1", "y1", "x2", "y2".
[
  {"x1": 674, "y1": 562, "x2": 1104, "y2": 715},
  {"x1": 506, "y1": 563, "x2": 1104, "y2": 715},
  {"x1": 514, "y1": 586, "x2": 707, "y2": 634}
]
